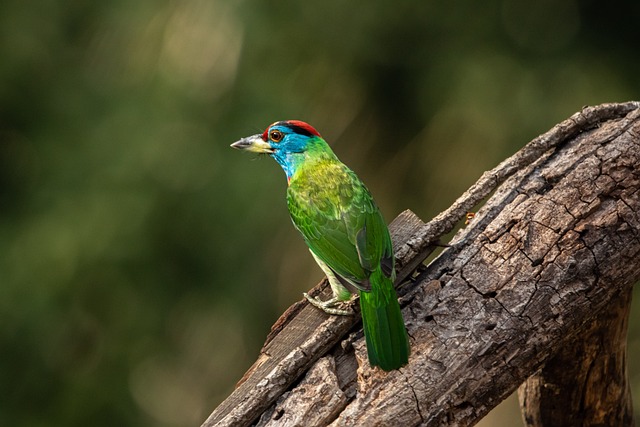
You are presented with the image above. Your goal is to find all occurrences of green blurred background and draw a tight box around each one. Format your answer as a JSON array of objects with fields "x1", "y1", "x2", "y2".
[{"x1": 1, "y1": 0, "x2": 638, "y2": 425}]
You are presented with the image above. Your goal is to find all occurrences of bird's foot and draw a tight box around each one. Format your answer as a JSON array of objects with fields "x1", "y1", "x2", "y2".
[{"x1": 303, "y1": 293, "x2": 353, "y2": 316}]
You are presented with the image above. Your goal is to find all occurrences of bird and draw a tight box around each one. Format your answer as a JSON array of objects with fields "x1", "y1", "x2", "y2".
[{"x1": 230, "y1": 120, "x2": 410, "y2": 371}]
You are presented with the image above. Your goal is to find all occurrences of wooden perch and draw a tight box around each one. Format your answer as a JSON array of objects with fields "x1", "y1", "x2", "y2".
[{"x1": 203, "y1": 102, "x2": 640, "y2": 427}]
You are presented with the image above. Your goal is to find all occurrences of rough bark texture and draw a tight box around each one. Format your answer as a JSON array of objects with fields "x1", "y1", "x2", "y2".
[{"x1": 203, "y1": 102, "x2": 640, "y2": 427}]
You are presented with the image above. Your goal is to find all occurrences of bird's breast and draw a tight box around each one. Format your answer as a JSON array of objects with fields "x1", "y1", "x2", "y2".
[{"x1": 288, "y1": 163, "x2": 355, "y2": 213}]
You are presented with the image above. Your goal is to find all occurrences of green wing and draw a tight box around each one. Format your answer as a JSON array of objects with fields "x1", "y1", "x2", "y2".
[{"x1": 287, "y1": 161, "x2": 394, "y2": 291}]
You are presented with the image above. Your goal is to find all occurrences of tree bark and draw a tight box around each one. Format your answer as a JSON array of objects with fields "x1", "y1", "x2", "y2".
[{"x1": 202, "y1": 102, "x2": 640, "y2": 427}]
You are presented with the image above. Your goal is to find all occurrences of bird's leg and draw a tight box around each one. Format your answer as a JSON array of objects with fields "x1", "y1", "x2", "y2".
[{"x1": 305, "y1": 250, "x2": 355, "y2": 316}]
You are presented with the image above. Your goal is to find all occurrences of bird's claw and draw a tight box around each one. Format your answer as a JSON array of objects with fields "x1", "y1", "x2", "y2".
[{"x1": 303, "y1": 292, "x2": 353, "y2": 316}]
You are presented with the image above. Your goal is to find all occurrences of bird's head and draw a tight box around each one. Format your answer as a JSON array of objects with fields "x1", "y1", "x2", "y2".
[
  {"x1": 230, "y1": 120, "x2": 322, "y2": 154},
  {"x1": 231, "y1": 120, "x2": 329, "y2": 179}
]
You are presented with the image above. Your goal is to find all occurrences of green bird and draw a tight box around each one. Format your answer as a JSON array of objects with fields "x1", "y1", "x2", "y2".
[{"x1": 231, "y1": 120, "x2": 410, "y2": 371}]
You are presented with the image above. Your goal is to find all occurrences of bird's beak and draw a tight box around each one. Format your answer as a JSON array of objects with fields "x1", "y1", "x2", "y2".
[{"x1": 230, "y1": 135, "x2": 274, "y2": 154}]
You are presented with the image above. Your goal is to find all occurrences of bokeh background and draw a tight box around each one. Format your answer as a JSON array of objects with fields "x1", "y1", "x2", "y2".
[{"x1": 1, "y1": 0, "x2": 639, "y2": 425}]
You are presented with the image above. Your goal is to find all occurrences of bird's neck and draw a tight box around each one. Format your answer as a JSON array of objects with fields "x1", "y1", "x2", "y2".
[{"x1": 274, "y1": 142, "x2": 338, "y2": 184}]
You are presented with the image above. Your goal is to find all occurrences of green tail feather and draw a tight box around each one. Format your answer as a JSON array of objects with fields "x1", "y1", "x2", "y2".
[{"x1": 359, "y1": 269, "x2": 410, "y2": 371}]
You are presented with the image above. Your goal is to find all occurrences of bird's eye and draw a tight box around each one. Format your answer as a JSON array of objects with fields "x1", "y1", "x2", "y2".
[{"x1": 269, "y1": 130, "x2": 284, "y2": 142}]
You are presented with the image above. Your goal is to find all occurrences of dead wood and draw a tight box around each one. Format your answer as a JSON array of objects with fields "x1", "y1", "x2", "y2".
[{"x1": 203, "y1": 102, "x2": 640, "y2": 427}]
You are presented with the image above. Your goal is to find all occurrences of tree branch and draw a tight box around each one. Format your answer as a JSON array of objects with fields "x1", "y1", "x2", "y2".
[{"x1": 202, "y1": 101, "x2": 640, "y2": 427}]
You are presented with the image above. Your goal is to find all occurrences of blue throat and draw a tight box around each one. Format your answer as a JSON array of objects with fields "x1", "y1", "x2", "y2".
[
  {"x1": 271, "y1": 151, "x2": 303, "y2": 181},
  {"x1": 269, "y1": 134, "x2": 321, "y2": 181}
]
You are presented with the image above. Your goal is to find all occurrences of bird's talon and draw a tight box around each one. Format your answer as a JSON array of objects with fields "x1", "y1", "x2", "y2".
[{"x1": 304, "y1": 292, "x2": 353, "y2": 316}]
